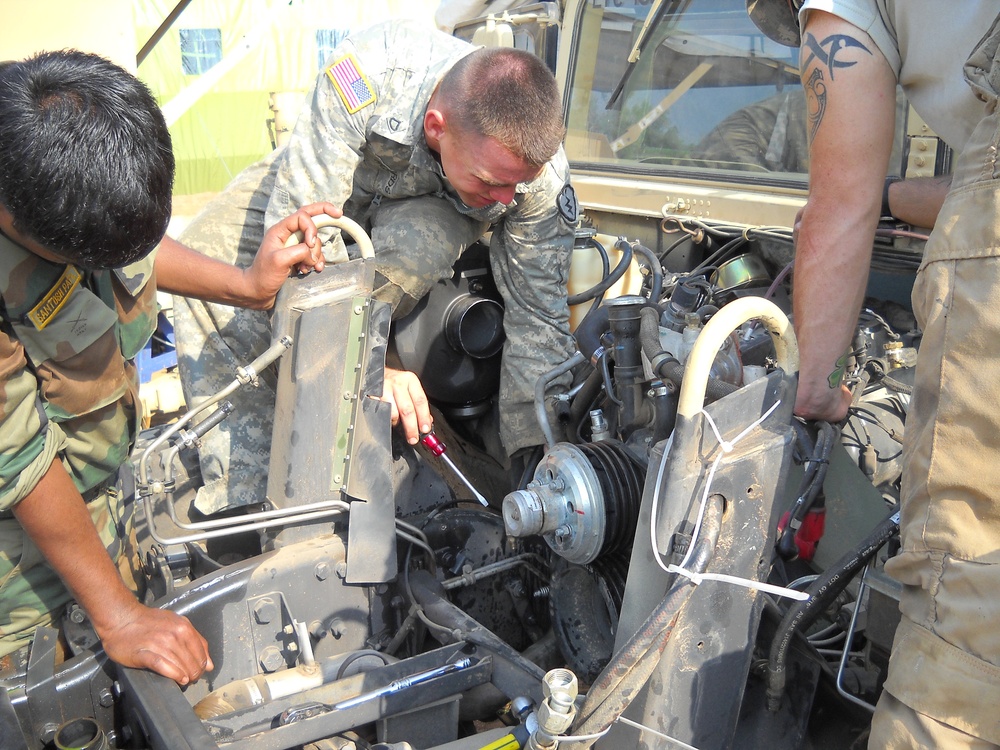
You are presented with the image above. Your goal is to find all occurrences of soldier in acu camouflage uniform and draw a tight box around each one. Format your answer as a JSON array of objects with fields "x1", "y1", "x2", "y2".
[
  {"x1": 175, "y1": 19, "x2": 579, "y2": 515},
  {"x1": 0, "y1": 50, "x2": 329, "y2": 682}
]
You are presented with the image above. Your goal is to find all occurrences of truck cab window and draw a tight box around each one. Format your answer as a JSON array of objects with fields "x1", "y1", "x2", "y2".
[{"x1": 565, "y1": 0, "x2": 808, "y2": 178}]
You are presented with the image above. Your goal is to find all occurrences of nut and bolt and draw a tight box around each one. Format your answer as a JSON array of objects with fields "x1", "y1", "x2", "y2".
[
  {"x1": 315, "y1": 562, "x2": 331, "y2": 580},
  {"x1": 335, "y1": 561, "x2": 348, "y2": 579},
  {"x1": 259, "y1": 646, "x2": 285, "y2": 672},
  {"x1": 39, "y1": 723, "x2": 58, "y2": 743}
]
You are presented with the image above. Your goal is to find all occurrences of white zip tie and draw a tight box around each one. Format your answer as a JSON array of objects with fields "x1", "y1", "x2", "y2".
[
  {"x1": 650, "y1": 399, "x2": 809, "y2": 602},
  {"x1": 558, "y1": 714, "x2": 702, "y2": 749},
  {"x1": 616, "y1": 716, "x2": 701, "y2": 750}
]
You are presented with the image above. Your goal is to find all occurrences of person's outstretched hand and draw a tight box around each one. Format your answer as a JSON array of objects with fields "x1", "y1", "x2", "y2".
[
  {"x1": 244, "y1": 202, "x2": 343, "y2": 308},
  {"x1": 96, "y1": 599, "x2": 213, "y2": 686},
  {"x1": 383, "y1": 367, "x2": 433, "y2": 444}
]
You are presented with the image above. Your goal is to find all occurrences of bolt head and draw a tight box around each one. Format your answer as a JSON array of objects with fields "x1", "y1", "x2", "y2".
[
  {"x1": 39, "y1": 723, "x2": 58, "y2": 742},
  {"x1": 260, "y1": 646, "x2": 285, "y2": 672},
  {"x1": 315, "y1": 562, "x2": 331, "y2": 580},
  {"x1": 253, "y1": 598, "x2": 277, "y2": 624}
]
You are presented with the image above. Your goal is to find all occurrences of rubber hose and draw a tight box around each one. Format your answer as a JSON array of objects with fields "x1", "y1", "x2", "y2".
[
  {"x1": 570, "y1": 496, "x2": 724, "y2": 745},
  {"x1": 766, "y1": 506, "x2": 900, "y2": 711},
  {"x1": 574, "y1": 306, "x2": 611, "y2": 361},
  {"x1": 778, "y1": 421, "x2": 838, "y2": 559},
  {"x1": 638, "y1": 306, "x2": 738, "y2": 402},
  {"x1": 535, "y1": 352, "x2": 587, "y2": 447},
  {"x1": 631, "y1": 242, "x2": 664, "y2": 304},
  {"x1": 567, "y1": 239, "x2": 634, "y2": 306},
  {"x1": 567, "y1": 368, "x2": 607, "y2": 443},
  {"x1": 579, "y1": 237, "x2": 610, "y2": 323}
]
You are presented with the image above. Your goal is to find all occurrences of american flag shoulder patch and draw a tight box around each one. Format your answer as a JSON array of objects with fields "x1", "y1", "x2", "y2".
[{"x1": 326, "y1": 53, "x2": 376, "y2": 114}]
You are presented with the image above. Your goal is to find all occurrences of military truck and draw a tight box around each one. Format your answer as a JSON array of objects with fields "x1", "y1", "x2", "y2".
[{"x1": 1, "y1": 1, "x2": 937, "y2": 748}]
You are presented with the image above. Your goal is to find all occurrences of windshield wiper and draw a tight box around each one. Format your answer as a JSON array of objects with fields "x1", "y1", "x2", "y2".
[{"x1": 606, "y1": 0, "x2": 688, "y2": 109}]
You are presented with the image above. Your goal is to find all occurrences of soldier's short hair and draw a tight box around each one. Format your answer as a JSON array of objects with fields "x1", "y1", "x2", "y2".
[
  {"x1": 438, "y1": 47, "x2": 565, "y2": 168},
  {"x1": 0, "y1": 50, "x2": 174, "y2": 268}
]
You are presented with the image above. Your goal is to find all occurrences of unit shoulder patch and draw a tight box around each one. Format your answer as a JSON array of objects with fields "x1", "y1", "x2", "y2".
[
  {"x1": 326, "y1": 53, "x2": 376, "y2": 114},
  {"x1": 557, "y1": 184, "x2": 579, "y2": 224}
]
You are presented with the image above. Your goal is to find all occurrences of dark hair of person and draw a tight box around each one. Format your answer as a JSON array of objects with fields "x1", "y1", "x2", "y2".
[
  {"x1": 0, "y1": 50, "x2": 174, "y2": 268},
  {"x1": 438, "y1": 47, "x2": 566, "y2": 168}
]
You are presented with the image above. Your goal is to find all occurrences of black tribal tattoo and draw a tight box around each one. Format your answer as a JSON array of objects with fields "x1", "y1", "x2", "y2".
[{"x1": 801, "y1": 31, "x2": 872, "y2": 142}]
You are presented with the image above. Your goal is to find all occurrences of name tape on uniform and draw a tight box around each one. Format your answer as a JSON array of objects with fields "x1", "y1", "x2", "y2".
[{"x1": 27, "y1": 265, "x2": 81, "y2": 330}]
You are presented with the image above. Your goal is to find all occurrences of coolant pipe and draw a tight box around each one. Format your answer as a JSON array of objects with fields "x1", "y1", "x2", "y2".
[
  {"x1": 569, "y1": 495, "x2": 724, "y2": 746},
  {"x1": 535, "y1": 351, "x2": 587, "y2": 447},
  {"x1": 606, "y1": 296, "x2": 648, "y2": 439},
  {"x1": 678, "y1": 296, "x2": 798, "y2": 419},
  {"x1": 193, "y1": 649, "x2": 398, "y2": 720},
  {"x1": 639, "y1": 306, "x2": 737, "y2": 403},
  {"x1": 281, "y1": 213, "x2": 375, "y2": 258},
  {"x1": 765, "y1": 507, "x2": 900, "y2": 711}
]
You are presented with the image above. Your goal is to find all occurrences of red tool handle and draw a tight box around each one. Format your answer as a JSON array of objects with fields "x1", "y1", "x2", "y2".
[{"x1": 420, "y1": 432, "x2": 446, "y2": 457}]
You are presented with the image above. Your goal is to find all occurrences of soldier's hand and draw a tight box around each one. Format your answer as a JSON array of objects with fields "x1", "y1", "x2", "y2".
[
  {"x1": 97, "y1": 600, "x2": 213, "y2": 686},
  {"x1": 383, "y1": 367, "x2": 433, "y2": 444},
  {"x1": 793, "y1": 379, "x2": 852, "y2": 423},
  {"x1": 246, "y1": 202, "x2": 342, "y2": 308}
]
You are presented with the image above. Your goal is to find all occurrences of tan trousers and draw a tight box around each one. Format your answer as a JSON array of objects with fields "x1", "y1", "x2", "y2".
[{"x1": 870, "y1": 17, "x2": 1000, "y2": 748}]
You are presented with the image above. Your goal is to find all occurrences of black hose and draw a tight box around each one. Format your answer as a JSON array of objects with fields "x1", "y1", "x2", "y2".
[
  {"x1": 567, "y1": 239, "x2": 634, "y2": 306},
  {"x1": 631, "y1": 242, "x2": 664, "y2": 304},
  {"x1": 766, "y1": 506, "x2": 900, "y2": 711},
  {"x1": 638, "y1": 306, "x2": 738, "y2": 403},
  {"x1": 567, "y1": 368, "x2": 607, "y2": 443},
  {"x1": 776, "y1": 421, "x2": 838, "y2": 560},
  {"x1": 570, "y1": 496, "x2": 724, "y2": 745},
  {"x1": 584, "y1": 238, "x2": 610, "y2": 322}
]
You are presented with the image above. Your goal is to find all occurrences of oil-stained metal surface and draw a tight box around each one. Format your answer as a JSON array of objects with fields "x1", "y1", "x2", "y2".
[{"x1": 266, "y1": 260, "x2": 395, "y2": 582}]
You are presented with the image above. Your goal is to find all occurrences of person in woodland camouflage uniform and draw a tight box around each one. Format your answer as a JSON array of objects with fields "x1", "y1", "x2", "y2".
[
  {"x1": 0, "y1": 50, "x2": 330, "y2": 681},
  {"x1": 175, "y1": 19, "x2": 579, "y2": 515}
]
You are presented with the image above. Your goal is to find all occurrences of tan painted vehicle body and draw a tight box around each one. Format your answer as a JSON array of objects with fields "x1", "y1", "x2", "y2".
[{"x1": 0, "y1": 2, "x2": 944, "y2": 749}]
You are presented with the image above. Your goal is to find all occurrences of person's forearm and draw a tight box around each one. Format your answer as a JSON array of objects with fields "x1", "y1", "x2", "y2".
[
  {"x1": 887, "y1": 175, "x2": 952, "y2": 228},
  {"x1": 13, "y1": 459, "x2": 142, "y2": 634},
  {"x1": 13, "y1": 457, "x2": 213, "y2": 684},
  {"x1": 154, "y1": 236, "x2": 265, "y2": 308},
  {"x1": 793, "y1": 200, "x2": 874, "y2": 418}
]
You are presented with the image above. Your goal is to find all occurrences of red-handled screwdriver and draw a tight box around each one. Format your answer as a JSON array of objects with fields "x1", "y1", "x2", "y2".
[{"x1": 420, "y1": 432, "x2": 489, "y2": 507}]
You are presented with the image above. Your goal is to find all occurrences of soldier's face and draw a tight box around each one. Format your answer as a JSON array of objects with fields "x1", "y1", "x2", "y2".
[{"x1": 437, "y1": 130, "x2": 541, "y2": 209}]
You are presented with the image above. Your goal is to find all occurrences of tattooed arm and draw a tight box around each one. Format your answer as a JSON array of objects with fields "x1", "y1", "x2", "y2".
[{"x1": 792, "y1": 10, "x2": 897, "y2": 421}]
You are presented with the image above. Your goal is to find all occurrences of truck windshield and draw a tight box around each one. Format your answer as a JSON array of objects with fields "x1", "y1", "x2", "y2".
[{"x1": 565, "y1": 0, "x2": 809, "y2": 179}]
